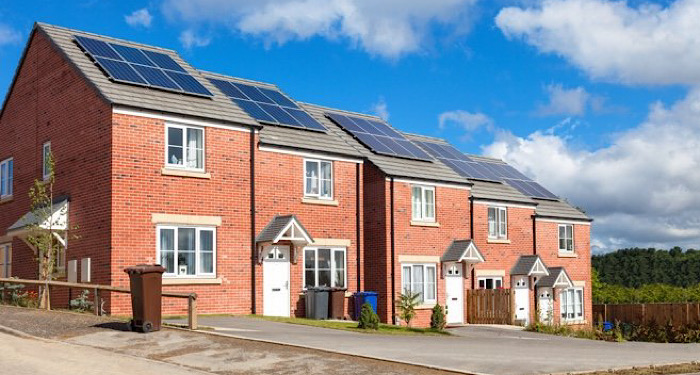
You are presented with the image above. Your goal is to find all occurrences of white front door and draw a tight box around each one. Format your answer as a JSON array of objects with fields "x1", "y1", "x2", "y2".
[
  {"x1": 538, "y1": 288, "x2": 552, "y2": 324},
  {"x1": 445, "y1": 264, "x2": 464, "y2": 324},
  {"x1": 513, "y1": 276, "x2": 530, "y2": 325},
  {"x1": 263, "y1": 245, "x2": 290, "y2": 317}
]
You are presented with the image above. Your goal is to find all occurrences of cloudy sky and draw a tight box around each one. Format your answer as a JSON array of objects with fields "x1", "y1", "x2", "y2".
[{"x1": 1, "y1": 0, "x2": 698, "y2": 253}]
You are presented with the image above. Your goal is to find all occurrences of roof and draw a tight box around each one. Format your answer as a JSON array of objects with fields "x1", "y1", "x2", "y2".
[
  {"x1": 8, "y1": 199, "x2": 69, "y2": 233},
  {"x1": 470, "y1": 180, "x2": 535, "y2": 204},
  {"x1": 534, "y1": 198, "x2": 590, "y2": 221},
  {"x1": 202, "y1": 72, "x2": 363, "y2": 158},
  {"x1": 441, "y1": 240, "x2": 485, "y2": 263},
  {"x1": 537, "y1": 267, "x2": 574, "y2": 288},
  {"x1": 256, "y1": 215, "x2": 313, "y2": 244},
  {"x1": 302, "y1": 103, "x2": 470, "y2": 185},
  {"x1": 510, "y1": 255, "x2": 549, "y2": 276},
  {"x1": 34, "y1": 23, "x2": 258, "y2": 127}
]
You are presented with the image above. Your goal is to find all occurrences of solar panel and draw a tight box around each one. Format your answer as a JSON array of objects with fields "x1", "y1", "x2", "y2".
[
  {"x1": 208, "y1": 78, "x2": 327, "y2": 132},
  {"x1": 326, "y1": 113, "x2": 432, "y2": 161},
  {"x1": 74, "y1": 35, "x2": 213, "y2": 97}
]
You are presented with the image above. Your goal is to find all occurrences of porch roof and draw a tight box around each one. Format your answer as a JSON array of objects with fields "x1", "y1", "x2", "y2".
[
  {"x1": 510, "y1": 255, "x2": 550, "y2": 276},
  {"x1": 256, "y1": 215, "x2": 313, "y2": 245},
  {"x1": 7, "y1": 199, "x2": 69, "y2": 235},
  {"x1": 537, "y1": 267, "x2": 574, "y2": 288},
  {"x1": 441, "y1": 240, "x2": 485, "y2": 263}
]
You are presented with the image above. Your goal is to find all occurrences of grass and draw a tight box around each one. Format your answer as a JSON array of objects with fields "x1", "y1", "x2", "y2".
[
  {"x1": 585, "y1": 362, "x2": 700, "y2": 375},
  {"x1": 246, "y1": 315, "x2": 451, "y2": 336}
]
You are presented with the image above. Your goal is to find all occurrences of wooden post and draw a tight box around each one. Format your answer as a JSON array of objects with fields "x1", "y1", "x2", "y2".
[
  {"x1": 93, "y1": 288, "x2": 100, "y2": 316},
  {"x1": 188, "y1": 294, "x2": 197, "y2": 330}
]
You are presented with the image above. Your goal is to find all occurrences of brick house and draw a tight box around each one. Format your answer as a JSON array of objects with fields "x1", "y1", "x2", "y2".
[{"x1": 0, "y1": 23, "x2": 592, "y2": 327}]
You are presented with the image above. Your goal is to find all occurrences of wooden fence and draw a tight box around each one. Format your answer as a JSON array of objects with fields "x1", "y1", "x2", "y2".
[
  {"x1": 467, "y1": 289, "x2": 512, "y2": 324},
  {"x1": 593, "y1": 303, "x2": 700, "y2": 326},
  {"x1": 0, "y1": 277, "x2": 198, "y2": 329}
]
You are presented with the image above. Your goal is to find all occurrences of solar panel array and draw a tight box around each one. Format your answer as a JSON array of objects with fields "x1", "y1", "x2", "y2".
[
  {"x1": 74, "y1": 35, "x2": 213, "y2": 97},
  {"x1": 325, "y1": 113, "x2": 432, "y2": 161},
  {"x1": 208, "y1": 78, "x2": 327, "y2": 132},
  {"x1": 414, "y1": 140, "x2": 558, "y2": 199}
]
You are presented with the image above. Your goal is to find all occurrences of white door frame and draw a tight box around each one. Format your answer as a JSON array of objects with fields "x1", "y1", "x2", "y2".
[
  {"x1": 513, "y1": 276, "x2": 530, "y2": 325},
  {"x1": 263, "y1": 245, "x2": 291, "y2": 317},
  {"x1": 445, "y1": 264, "x2": 464, "y2": 324},
  {"x1": 538, "y1": 288, "x2": 553, "y2": 324}
]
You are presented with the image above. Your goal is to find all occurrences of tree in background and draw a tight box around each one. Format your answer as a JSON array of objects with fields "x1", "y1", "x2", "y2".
[{"x1": 593, "y1": 247, "x2": 700, "y2": 288}]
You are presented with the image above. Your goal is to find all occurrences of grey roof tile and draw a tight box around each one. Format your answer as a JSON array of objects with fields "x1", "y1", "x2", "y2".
[
  {"x1": 441, "y1": 240, "x2": 485, "y2": 262},
  {"x1": 510, "y1": 255, "x2": 549, "y2": 276},
  {"x1": 537, "y1": 267, "x2": 573, "y2": 288},
  {"x1": 256, "y1": 215, "x2": 313, "y2": 243},
  {"x1": 535, "y1": 198, "x2": 591, "y2": 221}
]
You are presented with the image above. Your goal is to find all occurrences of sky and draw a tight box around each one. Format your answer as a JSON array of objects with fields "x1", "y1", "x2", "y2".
[{"x1": 1, "y1": 0, "x2": 699, "y2": 254}]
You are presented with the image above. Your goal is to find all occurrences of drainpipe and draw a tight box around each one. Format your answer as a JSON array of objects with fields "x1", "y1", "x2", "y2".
[
  {"x1": 355, "y1": 163, "x2": 361, "y2": 292},
  {"x1": 469, "y1": 196, "x2": 475, "y2": 290},
  {"x1": 250, "y1": 128, "x2": 257, "y2": 314},
  {"x1": 532, "y1": 214, "x2": 537, "y2": 255},
  {"x1": 390, "y1": 176, "x2": 396, "y2": 323}
]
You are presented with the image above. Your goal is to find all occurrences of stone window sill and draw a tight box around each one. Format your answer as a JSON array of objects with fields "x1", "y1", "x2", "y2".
[
  {"x1": 301, "y1": 198, "x2": 339, "y2": 206},
  {"x1": 487, "y1": 238, "x2": 511, "y2": 244},
  {"x1": 162, "y1": 278, "x2": 222, "y2": 285},
  {"x1": 415, "y1": 304, "x2": 437, "y2": 310},
  {"x1": 410, "y1": 220, "x2": 440, "y2": 228},
  {"x1": 0, "y1": 196, "x2": 14, "y2": 205},
  {"x1": 558, "y1": 252, "x2": 578, "y2": 258},
  {"x1": 161, "y1": 168, "x2": 211, "y2": 179}
]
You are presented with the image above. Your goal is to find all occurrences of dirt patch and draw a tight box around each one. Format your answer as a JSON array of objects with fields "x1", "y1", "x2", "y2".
[{"x1": 0, "y1": 304, "x2": 124, "y2": 339}]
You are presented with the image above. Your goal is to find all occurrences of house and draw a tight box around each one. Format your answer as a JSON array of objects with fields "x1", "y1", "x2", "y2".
[{"x1": 0, "y1": 23, "x2": 592, "y2": 327}]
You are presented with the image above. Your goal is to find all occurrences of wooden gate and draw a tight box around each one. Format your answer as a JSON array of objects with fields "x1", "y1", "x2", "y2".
[{"x1": 467, "y1": 289, "x2": 512, "y2": 324}]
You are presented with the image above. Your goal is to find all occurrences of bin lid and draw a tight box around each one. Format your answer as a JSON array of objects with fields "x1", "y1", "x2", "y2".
[
  {"x1": 124, "y1": 264, "x2": 166, "y2": 275},
  {"x1": 356, "y1": 291, "x2": 377, "y2": 296}
]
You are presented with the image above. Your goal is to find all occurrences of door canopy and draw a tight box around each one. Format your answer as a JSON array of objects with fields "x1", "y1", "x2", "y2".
[
  {"x1": 7, "y1": 199, "x2": 69, "y2": 253},
  {"x1": 255, "y1": 215, "x2": 313, "y2": 264},
  {"x1": 441, "y1": 239, "x2": 485, "y2": 264},
  {"x1": 510, "y1": 255, "x2": 550, "y2": 277},
  {"x1": 536, "y1": 267, "x2": 573, "y2": 289}
]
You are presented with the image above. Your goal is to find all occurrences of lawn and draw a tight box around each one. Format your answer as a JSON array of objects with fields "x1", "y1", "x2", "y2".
[{"x1": 246, "y1": 315, "x2": 451, "y2": 336}]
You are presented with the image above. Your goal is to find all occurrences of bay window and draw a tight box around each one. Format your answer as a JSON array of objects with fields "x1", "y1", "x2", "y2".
[
  {"x1": 488, "y1": 206, "x2": 507, "y2": 239},
  {"x1": 411, "y1": 185, "x2": 435, "y2": 222},
  {"x1": 0, "y1": 158, "x2": 13, "y2": 198},
  {"x1": 157, "y1": 226, "x2": 216, "y2": 277},
  {"x1": 559, "y1": 224, "x2": 574, "y2": 253},
  {"x1": 304, "y1": 247, "x2": 345, "y2": 288},
  {"x1": 401, "y1": 263, "x2": 436, "y2": 304},
  {"x1": 166, "y1": 124, "x2": 204, "y2": 170},
  {"x1": 304, "y1": 159, "x2": 333, "y2": 199},
  {"x1": 560, "y1": 287, "x2": 584, "y2": 321}
]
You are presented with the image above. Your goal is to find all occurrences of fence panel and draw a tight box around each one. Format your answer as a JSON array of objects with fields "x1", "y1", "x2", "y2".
[
  {"x1": 594, "y1": 303, "x2": 700, "y2": 326},
  {"x1": 467, "y1": 289, "x2": 512, "y2": 325}
]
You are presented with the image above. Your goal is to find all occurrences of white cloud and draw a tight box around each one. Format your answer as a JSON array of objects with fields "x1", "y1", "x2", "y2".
[
  {"x1": 162, "y1": 0, "x2": 478, "y2": 59},
  {"x1": 496, "y1": 0, "x2": 700, "y2": 84},
  {"x1": 482, "y1": 88, "x2": 700, "y2": 251},
  {"x1": 537, "y1": 84, "x2": 589, "y2": 116},
  {"x1": 371, "y1": 97, "x2": 389, "y2": 121},
  {"x1": 179, "y1": 29, "x2": 212, "y2": 49},
  {"x1": 0, "y1": 24, "x2": 21, "y2": 46},
  {"x1": 125, "y1": 8, "x2": 153, "y2": 28},
  {"x1": 439, "y1": 110, "x2": 493, "y2": 132}
]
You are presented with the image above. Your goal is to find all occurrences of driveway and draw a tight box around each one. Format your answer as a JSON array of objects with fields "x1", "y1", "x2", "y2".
[{"x1": 167, "y1": 316, "x2": 700, "y2": 375}]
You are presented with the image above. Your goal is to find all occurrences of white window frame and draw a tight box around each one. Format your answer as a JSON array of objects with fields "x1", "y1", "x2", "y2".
[
  {"x1": 42, "y1": 141, "x2": 51, "y2": 181},
  {"x1": 164, "y1": 123, "x2": 205, "y2": 172},
  {"x1": 560, "y1": 287, "x2": 584, "y2": 322},
  {"x1": 156, "y1": 225, "x2": 216, "y2": 278},
  {"x1": 411, "y1": 185, "x2": 436, "y2": 222},
  {"x1": 0, "y1": 243, "x2": 11, "y2": 278},
  {"x1": 558, "y1": 224, "x2": 574, "y2": 253},
  {"x1": 303, "y1": 247, "x2": 346, "y2": 289},
  {"x1": 303, "y1": 159, "x2": 333, "y2": 200},
  {"x1": 478, "y1": 276, "x2": 504, "y2": 289},
  {"x1": 0, "y1": 157, "x2": 13, "y2": 198},
  {"x1": 401, "y1": 263, "x2": 437, "y2": 304},
  {"x1": 488, "y1": 206, "x2": 507, "y2": 239}
]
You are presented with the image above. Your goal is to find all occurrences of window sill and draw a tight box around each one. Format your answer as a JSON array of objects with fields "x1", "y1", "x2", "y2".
[
  {"x1": 487, "y1": 238, "x2": 510, "y2": 244},
  {"x1": 0, "y1": 196, "x2": 13, "y2": 205},
  {"x1": 301, "y1": 198, "x2": 339, "y2": 206},
  {"x1": 415, "y1": 304, "x2": 437, "y2": 310},
  {"x1": 161, "y1": 168, "x2": 211, "y2": 179},
  {"x1": 410, "y1": 220, "x2": 439, "y2": 227},
  {"x1": 561, "y1": 319, "x2": 587, "y2": 325},
  {"x1": 162, "y1": 277, "x2": 222, "y2": 285},
  {"x1": 558, "y1": 252, "x2": 577, "y2": 258}
]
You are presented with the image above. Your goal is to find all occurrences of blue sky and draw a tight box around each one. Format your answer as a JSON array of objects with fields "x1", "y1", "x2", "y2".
[{"x1": 1, "y1": 0, "x2": 699, "y2": 252}]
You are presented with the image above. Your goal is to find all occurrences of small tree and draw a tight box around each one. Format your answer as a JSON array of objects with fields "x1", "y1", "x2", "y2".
[
  {"x1": 357, "y1": 302, "x2": 379, "y2": 330},
  {"x1": 396, "y1": 292, "x2": 421, "y2": 327},
  {"x1": 430, "y1": 304, "x2": 446, "y2": 330}
]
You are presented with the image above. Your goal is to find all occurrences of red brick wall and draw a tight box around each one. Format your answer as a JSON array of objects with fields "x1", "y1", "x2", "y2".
[
  {"x1": 536, "y1": 220, "x2": 592, "y2": 325},
  {"x1": 0, "y1": 30, "x2": 112, "y2": 308},
  {"x1": 362, "y1": 164, "x2": 390, "y2": 321}
]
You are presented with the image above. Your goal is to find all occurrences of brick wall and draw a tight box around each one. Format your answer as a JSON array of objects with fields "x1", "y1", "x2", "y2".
[{"x1": 0, "y1": 29, "x2": 112, "y2": 308}]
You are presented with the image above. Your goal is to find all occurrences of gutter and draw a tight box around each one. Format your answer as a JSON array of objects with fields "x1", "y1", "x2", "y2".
[
  {"x1": 355, "y1": 163, "x2": 361, "y2": 292},
  {"x1": 532, "y1": 214, "x2": 537, "y2": 256},
  {"x1": 390, "y1": 177, "x2": 396, "y2": 323},
  {"x1": 469, "y1": 195, "x2": 475, "y2": 290}
]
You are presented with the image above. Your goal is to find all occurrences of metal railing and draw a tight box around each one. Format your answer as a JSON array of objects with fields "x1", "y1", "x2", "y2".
[{"x1": 0, "y1": 277, "x2": 198, "y2": 329}]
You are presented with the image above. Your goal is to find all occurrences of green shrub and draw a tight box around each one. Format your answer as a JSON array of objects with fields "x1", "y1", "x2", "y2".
[
  {"x1": 430, "y1": 304, "x2": 446, "y2": 330},
  {"x1": 69, "y1": 289, "x2": 94, "y2": 312},
  {"x1": 395, "y1": 292, "x2": 421, "y2": 327},
  {"x1": 357, "y1": 302, "x2": 379, "y2": 330}
]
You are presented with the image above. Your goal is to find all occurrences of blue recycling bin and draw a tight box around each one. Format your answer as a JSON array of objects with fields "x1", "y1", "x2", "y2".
[{"x1": 353, "y1": 291, "x2": 378, "y2": 319}]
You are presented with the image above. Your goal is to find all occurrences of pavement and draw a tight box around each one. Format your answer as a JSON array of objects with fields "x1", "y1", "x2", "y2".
[{"x1": 166, "y1": 316, "x2": 700, "y2": 375}]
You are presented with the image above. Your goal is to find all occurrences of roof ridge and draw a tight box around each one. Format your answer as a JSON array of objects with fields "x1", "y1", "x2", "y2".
[
  {"x1": 299, "y1": 101, "x2": 383, "y2": 121},
  {"x1": 37, "y1": 22, "x2": 177, "y2": 54},
  {"x1": 199, "y1": 70, "x2": 279, "y2": 89}
]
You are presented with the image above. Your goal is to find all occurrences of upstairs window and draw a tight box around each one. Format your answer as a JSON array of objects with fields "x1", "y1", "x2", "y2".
[
  {"x1": 304, "y1": 159, "x2": 333, "y2": 199},
  {"x1": 0, "y1": 158, "x2": 13, "y2": 198},
  {"x1": 411, "y1": 185, "x2": 435, "y2": 222},
  {"x1": 166, "y1": 124, "x2": 204, "y2": 171},
  {"x1": 42, "y1": 141, "x2": 51, "y2": 180},
  {"x1": 488, "y1": 206, "x2": 507, "y2": 239},
  {"x1": 559, "y1": 224, "x2": 574, "y2": 253}
]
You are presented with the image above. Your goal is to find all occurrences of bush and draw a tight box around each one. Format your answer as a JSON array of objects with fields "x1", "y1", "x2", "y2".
[
  {"x1": 395, "y1": 292, "x2": 421, "y2": 327},
  {"x1": 430, "y1": 304, "x2": 446, "y2": 330},
  {"x1": 69, "y1": 289, "x2": 94, "y2": 312},
  {"x1": 357, "y1": 302, "x2": 379, "y2": 330}
]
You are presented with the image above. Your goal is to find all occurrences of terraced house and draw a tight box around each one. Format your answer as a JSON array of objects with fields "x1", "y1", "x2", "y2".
[{"x1": 0, "y1": 23, "x2": 592, "y2": 327}]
